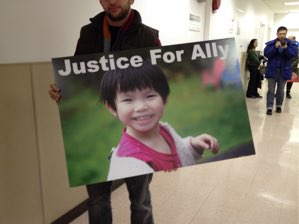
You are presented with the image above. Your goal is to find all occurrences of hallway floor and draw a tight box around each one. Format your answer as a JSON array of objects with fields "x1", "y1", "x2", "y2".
[{"x1": 71, "y1": 83, "x2": 298, "y2": 224}]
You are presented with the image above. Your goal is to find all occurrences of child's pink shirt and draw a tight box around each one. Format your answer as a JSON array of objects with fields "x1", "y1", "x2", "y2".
[{"x1": 117, "y1": 125, "x2": 181, "y2": 171}]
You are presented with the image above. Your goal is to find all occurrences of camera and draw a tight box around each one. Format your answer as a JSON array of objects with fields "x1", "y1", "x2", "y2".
[{"x1": 281, "y1": 41, "x2": 286, "y2": 46}]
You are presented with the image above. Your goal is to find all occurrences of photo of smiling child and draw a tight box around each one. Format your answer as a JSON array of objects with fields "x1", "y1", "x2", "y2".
[{"x1": 100, "y1": 60, "x2": 220, "y2": 181}]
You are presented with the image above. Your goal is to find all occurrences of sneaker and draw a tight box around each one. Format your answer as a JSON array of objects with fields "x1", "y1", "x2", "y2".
[
  {"x1": 276, "y1": 107, "x2": 282, "y2": 113},
  {"x1": 286, "y1": 93, "x2": 292, "y2": 99},
  {"x1": 266, "y1": 109, "x2": 272, "y2": 115}
]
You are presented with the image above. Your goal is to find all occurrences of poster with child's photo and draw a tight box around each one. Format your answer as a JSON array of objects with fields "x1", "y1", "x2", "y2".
[{"x1": 52, "y1": 38, "x2": 255, "y2": 187}]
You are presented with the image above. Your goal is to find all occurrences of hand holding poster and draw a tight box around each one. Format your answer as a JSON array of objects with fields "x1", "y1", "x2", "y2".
[{"x1": 52, "y1": 38, "x2": 255, "y2": 187}]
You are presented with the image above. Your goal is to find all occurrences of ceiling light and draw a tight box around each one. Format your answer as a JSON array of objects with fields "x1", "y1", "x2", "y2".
[
  {"x1": 236, "y1": 8, "x2": 245, "y2": 14},
  {"x1": 284, "y1": 2, "x2": 299, "y2": 5}
]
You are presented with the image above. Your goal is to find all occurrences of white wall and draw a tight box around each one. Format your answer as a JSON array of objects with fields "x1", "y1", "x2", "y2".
[
  {"x1": 0, "y1": 0, "x2": 100, "y2": 64},
  {"x1": 134, "y1": 0, "x2": 189, "y2": 45},
  {"x1": 0, "y1": 0, "x2": 277, "y2": 64},
  {"x1": 273, "y1": 13, "x2": 299, "y2": 39},
  {"x1": 135, "y1": 0, "x2": 207, "y2": 45},
  {"x1": 206, "y1": 0, "x2": 274, "y2": 55},
  {"x1": 0, "y1": 0, "x2": 201, "y2": 64}
]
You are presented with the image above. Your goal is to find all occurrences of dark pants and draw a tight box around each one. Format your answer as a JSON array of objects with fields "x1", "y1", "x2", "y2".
[
  {"x1": 246, "y1": 66, "x2": 260, "y2": 97},
  {"x1": 286, "y1": 81, "x2": 293, "y2": 94},
  {"x1": 86, "y1": 174, "x2": 154, "y2": 224}
]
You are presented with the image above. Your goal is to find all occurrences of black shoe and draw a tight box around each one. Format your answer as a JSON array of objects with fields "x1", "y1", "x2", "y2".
[
  {"x1": 286, "y1": 93, "x2": 292, "y2": 99},
  {"x1": 276, "y1": 107, "x2": 282, "y2": 113},
  {"x1": 266, "y1": 109, "x2": 272, "y2": 115},
  {"x1": 255, "y1": 95, "x2": 262, "y2": 98}
]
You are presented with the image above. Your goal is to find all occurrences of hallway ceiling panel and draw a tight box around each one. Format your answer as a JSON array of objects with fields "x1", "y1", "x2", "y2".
[{"x1": 262, "y1": 0, "x2": 299, "y2": 13}]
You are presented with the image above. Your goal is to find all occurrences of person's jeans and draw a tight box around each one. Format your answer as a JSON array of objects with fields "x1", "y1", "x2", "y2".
[
  {"x1": 86, "y1": 181, "x2": 113, "y2": 224},
  {"x1": 125, "y1": 174, "x2": 154, "y2": 224},
  {"x1": 266, "y1": 72, "x2": 286, "y2": 109},
  {"x1": 86, "y1": 174, "x2": 154, "y2": 224},
  {"x1": 286, "y1": 81, "x2": 293, "y2": 94}
]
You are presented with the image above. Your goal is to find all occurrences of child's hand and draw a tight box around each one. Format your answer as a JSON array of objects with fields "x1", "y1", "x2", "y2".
[{"x1": 190, "y1": 134, "x2": 219, "y2": 154}]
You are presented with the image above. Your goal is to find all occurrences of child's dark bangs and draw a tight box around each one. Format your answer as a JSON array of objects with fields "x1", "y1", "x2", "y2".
[{"x1": 118, "y1": 66, "x2": 153, "y2": 93}]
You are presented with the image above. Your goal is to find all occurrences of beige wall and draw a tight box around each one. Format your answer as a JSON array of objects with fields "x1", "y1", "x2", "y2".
[{"x1": 0, "y1": 62, "x2": 87, "y2": 224}]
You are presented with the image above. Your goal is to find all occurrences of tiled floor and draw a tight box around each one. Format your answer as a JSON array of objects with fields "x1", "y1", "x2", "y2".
[{"x1": 71, "y1": 82, "x2": 299, "y2": 224}]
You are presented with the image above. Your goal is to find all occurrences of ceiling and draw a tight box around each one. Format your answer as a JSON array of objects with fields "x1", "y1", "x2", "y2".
[{"x1": 262, "y1": 0, "x2": 299, "y2": 13}]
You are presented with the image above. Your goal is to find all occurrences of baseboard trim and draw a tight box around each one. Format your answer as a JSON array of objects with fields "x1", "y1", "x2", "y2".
[{"x1": 51, "y1": 199, "x2": 88, "y2": 224}]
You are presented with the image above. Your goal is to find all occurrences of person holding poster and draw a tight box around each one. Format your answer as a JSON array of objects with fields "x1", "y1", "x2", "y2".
[
  {"x1": 49, "y1": 0, "x2": 161, "y2": 223},
  {"x1": 264, "y1": 26, "x2": 298, "y2": 115},
  {"x1": 99, "y1": 60, "x2": 219, "y2": 180}
]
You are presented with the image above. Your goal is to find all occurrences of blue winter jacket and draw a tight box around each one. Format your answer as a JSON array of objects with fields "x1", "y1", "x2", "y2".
[{"x1": 264, "y1": 38, "x2": 298, "y2": 80}]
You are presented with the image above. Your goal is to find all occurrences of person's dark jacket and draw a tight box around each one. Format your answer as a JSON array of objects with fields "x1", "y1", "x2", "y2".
[
  {"x1": 74, "y1": 9, "x2": 161, "y2": 56},
  {"x1": 247, "y1": 49, "x2": 260, "y2": 67},
  {"x1": 264, "y1": 38, "x2": 298, "y2": 80},
  {"x1": 291, "y1": 52, "x2": 299, "y2": 73}
]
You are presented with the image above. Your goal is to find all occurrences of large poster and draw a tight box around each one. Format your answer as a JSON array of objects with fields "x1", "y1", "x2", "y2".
[{"x1": 52, "y1": 38, "x2": 255, "y2": 187}]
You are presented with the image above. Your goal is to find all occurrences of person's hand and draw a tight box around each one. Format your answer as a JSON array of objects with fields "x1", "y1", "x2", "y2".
[
  {"x1": 190, "y1": 134, "x2": 219, "y2": 154},
  {"x1": 49, "y1": 84, "x2": 61, "y2": 102},
  {"x1": 281, "y1": 42, "x2": 288, "y2": 49},
  {"x1": 275, "y1": 41, "x2": 281, "y2": 48}
]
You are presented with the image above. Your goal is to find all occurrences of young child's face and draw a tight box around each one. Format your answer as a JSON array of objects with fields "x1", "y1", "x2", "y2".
[{"x1": 112, "y1": 87, "x2": 166, "y2": 135}]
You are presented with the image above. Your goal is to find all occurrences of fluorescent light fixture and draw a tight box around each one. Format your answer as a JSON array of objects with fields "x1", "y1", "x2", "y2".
[
  {"x1": 284, "y1": 2, "x2": 299, "y2": 5},
  {"x1": 236, "y1": 8, "x2": 245, "y2": 14}
]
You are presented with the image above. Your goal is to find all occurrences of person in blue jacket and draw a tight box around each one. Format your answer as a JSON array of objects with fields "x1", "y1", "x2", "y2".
[{"x1": 264, "y1": 26, "x2": 298, "y2": 115}]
